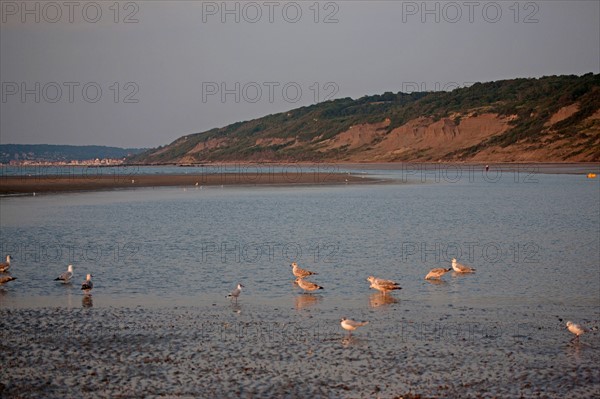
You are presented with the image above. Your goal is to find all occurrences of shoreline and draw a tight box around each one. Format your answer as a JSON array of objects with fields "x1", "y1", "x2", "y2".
[
  {"x1": 4, "y1": 161, "x2": 598, "y2": 172},
  {"x1": 1, "y1": 162, "x2": 597, "y2": 195},
  {"x1": 0, "y1": 172, "x2": 381, "y2": 195}
]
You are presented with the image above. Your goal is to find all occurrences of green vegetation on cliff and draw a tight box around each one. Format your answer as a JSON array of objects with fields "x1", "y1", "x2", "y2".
[{"x1": 129, "y1": 73, "x2": 600, "y2": 163}]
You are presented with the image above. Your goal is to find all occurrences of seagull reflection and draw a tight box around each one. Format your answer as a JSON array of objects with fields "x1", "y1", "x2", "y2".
[
  {"x1": 82, "y1": 294, "x2": 93, "y2": 308},
  {"x1": 369, "y1": 292, "x2": 399, "y2": 308},
  {"x1": 426, "y1": 278, "x2": 447, "y2": 286},
  {"x1": 229, "y1": 300, "x2": 242, "y2": 313},
  {"x1": 341, "y1": 336, "x2": 367, "y2": 347},
  {"x1": 295, "y1": 294, "x2": 322, "y2": 310}
]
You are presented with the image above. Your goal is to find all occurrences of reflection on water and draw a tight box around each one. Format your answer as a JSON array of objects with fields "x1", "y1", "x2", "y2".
[
  {"x1": 368, "y1": 292, "x2": 399, "y2": 308},
  {"x1": 563, "y1": 338, "x2": 596, "y2": 363},
  {"x1": 82, "y1": 294, "x2": 93, "y2": 308},
  {"x1": 451, "y1": 271, "x2": 476, "y2": 278},
  {"x1": 341, "y1": 336, "x2": 368, "y2": 348},
  {"x1": 295, "y1": 294, "x2": 322, "y2": 310},
  {"x1": 425, "y1": 279, "x2": 447, "y2": 286}
]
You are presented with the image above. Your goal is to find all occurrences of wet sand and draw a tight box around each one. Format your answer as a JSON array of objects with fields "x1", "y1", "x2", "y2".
[
  {"x1": 2, "y1": 162, "x2": 597, "y2": 195},
  {"x1": 0, "y1": 172, "x2": 377, "y2": 195},
  {"x1": 1, "y1": 299, "x2": 598, "y2": 398}
]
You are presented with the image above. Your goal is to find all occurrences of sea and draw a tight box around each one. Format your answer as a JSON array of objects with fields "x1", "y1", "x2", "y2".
[{"x1": 1, "y1": 164, "x2": 598, "y2": 311}]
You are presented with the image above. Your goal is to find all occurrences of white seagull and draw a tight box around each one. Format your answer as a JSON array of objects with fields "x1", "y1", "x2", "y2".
[
  {"x1": 0, "y1": 275, "x2": 17, "y2": 285},
  {"x1": 0, "y1": 255, "x2": 13, "y2": 273},
  {"x1": 81, "y1": 274, "x2": 93, "y2": 292},
  {"x1": 55, "y1": 265, "x2": 74, "y2": 283},
  {"x1": 452, "y1": 258, "x2": 476, "y2": 273},
  {"x1": 340, "y1": 317, "x2": 369, "y2": 337},
  {"x1": 227, "y1": 283, "x2": 244, "y2": 302},
  {"x1": 566, "y1": 321, "x2": 588, "y2": 342},
  {"x1": 291, "y1": 262, "x2": 318, "y2": 278},
  {"x1": 425, "y1": 267, "x2": 452, "y2": 280}
]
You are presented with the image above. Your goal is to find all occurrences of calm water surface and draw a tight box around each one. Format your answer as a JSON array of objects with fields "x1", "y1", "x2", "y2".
[{"x1": 1, "y1": 171, "x2": 598, "y2": 313}]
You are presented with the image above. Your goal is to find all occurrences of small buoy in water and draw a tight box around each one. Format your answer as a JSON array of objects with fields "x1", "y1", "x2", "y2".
[{"x1": 587, "y1": 173, "x2": 597, "y2": 179}]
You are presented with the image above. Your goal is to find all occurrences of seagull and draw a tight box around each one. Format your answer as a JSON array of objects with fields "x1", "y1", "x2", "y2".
[
  {"x1": 0, "y1": 275, "x2": 17, "y2": 285},
  {"x1": 425, "y1": 267, "x2": 452, "y2": 280},
  {"x1": 227, "y1": 283, "x2": 244, "y2": 302},
  {"x1": 55, "y1": 264, "x2": 74, "y2": 283},
  {"x1": 0, "y1": 255, "x2": 13, "y2": 273},
  {"x1": 367, "y1": 276, "x2": 402, "y2": 295},
  {"x1": 566, "y1": 321, "x2": 588, "y2": 342},
  {"x1": 81, "y1": 274, "x2": 93, "y2": 292},
  {"x1": 294, "y1": 277, "x2": 323, "y2": 292},
  {"x1": 340, "y1": 317, "x2": 369, "y2": 337},
  {"x1": 291, "y1": 262, "x2": 318, "y2": 278},
  {"x1": 452, "y1": 258, "x2": 476, "y2": 273}
]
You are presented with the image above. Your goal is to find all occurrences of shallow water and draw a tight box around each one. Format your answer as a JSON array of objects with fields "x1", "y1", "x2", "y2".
[
  {"x1": 1, "y1": 171, "x2": 599, "y2": 397},
  {"x1": 1, "y1": 171, "x2": 598, "y2": 308}
]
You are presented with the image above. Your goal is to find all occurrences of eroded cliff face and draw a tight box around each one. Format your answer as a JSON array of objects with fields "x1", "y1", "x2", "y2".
[
  {"x1": 138, "y1": 97, "x2": 600, "y2": 163},
  {"x1": 312, "y1": 104, "x2": 598, "y2": 162},
  {"x1": 338, "y1": 113, "x2": 515, "y2": 162}
]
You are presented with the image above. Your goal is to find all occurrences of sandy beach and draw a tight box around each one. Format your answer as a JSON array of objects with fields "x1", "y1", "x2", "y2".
[
  {"x1": 1, "y1": 300, "x2": 598, "y2": 398},
  {"x1": 0, "y1": 172, "x2": 376, "y2": 195},
  {"x1": 2, "y1": 162, "x2": 597, "y2": 195}
]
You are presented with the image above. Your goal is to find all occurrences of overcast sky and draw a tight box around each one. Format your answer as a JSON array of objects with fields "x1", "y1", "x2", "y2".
[{"x1": 1, "y1": 0, "x2": 598, "y2": 148}]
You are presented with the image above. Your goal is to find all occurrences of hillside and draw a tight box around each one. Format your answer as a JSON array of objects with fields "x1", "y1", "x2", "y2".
[
  {"x1": 129, "y1": 74, "x2": 600, "y2": 164},
  {"x1": 0, "y1": 144, "x2": 146, "y2": 164}
]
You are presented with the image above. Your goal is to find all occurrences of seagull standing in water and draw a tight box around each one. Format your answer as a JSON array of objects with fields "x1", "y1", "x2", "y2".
[
  {"x1": 0, "y1": 275, "x2": 17, "y2": 285},
  {"x1": 566, "y1": 321, "x2": 588, "y2": 342},
  {"x1": 425, "y1": 267, "x2": 452, "y2": 280},
  {"x1": 367, "y1": 276, "x2": 402, "y2": 295},
  {"x1": 0, "y1": 255, "x2": 13, "y2": 273},
  {"x1": 291, "y1": 262, "x2": 318, "y2": 278},
  {"x1": 452, "y1": 258, "x2": 476, "y2": 273},
  {"x1": 340, "y1": 317, "x2": 369, "y2": 337},
  {"x1": 228, "y1": 283, "x2": 244, "y2": 302},
  {"x1": 294, "y1": 277, "x2": 323, "y2": 292},
  {"x1": 81, "y1": 274, "x2": 93, "y2": 292},
  {"x1": 55, "y1": 265, "x2": 74, "y2": 283}
]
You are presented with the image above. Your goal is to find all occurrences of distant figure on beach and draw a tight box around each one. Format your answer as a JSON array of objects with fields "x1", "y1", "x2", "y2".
[
  {"x1": 0, "y1": 255, "x2": 13, "y2": 273},
  {"x1": 228, "y1": 283, "x2": 244, "y2": 302},
  {"x1": 485, "y1": 164, "x2": 489, "y2": 172}
]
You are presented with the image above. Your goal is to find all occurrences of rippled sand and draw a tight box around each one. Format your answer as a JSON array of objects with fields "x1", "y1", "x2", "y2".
[{"x1": 2, "y1": 299, "x2": 599, "y2": 398}]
